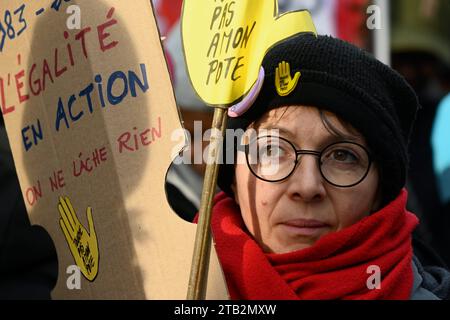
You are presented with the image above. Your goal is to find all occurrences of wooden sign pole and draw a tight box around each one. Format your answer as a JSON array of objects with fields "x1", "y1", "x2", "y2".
[{"x1": 187, "y1": 107, "x2": 228, "y2": 300}]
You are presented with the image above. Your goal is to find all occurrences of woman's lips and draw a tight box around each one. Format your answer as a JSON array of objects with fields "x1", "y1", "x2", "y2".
[{"x1": 280, "y1": 219, "x2": 330, "y2": 237}]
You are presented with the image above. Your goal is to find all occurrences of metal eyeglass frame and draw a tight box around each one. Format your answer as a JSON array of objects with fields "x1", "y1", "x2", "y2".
[{"x1": 243, "y1": 135, "x2": 373, "y2": 188}]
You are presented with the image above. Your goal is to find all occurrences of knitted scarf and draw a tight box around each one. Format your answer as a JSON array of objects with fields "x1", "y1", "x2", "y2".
[{"x1": 209, "y1": 189, "x2": 418, "y2": 300}]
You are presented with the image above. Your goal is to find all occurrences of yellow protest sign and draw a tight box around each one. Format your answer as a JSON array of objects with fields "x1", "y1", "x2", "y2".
[
  {"x1": 0, "y1": 0, "x2": 227, "y2": 299},
  {"x1": 182, "y1": 0, "x2": 317, "y2": 106}
]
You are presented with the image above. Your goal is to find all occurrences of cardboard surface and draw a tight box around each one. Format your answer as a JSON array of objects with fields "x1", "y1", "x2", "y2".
[{"x1": 0, "y1": 0, "x2": 227, "y2": 299}]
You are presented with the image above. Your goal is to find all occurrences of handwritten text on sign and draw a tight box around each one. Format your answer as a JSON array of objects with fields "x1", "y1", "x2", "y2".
[
  {"x1": 24, "y1": 117, "x2": 162, "y2": 208},
  {"x1": 0, "y1": 1, "x2": 74, "y2": 54},
  {"x1": 0, "y1": 0, "x2": 168, "y2": 284},
  {"x1": 182, "y1": 0, "x2": 316, "y2": 106},
  {"x1": 0, "y1": 6, "x2": 157, "y2": 157}
]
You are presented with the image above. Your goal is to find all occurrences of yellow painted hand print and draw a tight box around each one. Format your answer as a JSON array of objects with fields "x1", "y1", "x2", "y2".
[
  {"x1": 275, "y1": 61, "x2": 301, "y2": 96},
  {"x1": 58, "y1": 196, "x2": 99, "y2": 281},
  {"x1": 182, "y1": 0, "x2": 316, "y2": 106}
]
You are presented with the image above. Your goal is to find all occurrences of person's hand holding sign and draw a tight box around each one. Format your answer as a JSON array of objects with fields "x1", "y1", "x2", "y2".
[
  {"x1": 275, "y1": 61, "x2": 301, "y2": 96},
  {"x1": 182, "y1": 0, "x2": 316, "y2": 106},
  {"x1": 58, "y1": 196, "x2": 99, "y2": 281}
]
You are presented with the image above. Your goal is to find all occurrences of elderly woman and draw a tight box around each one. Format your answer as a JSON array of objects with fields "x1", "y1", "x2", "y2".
[{"x1": 208, "y1": 34, "x2": 450, "y2": 300}]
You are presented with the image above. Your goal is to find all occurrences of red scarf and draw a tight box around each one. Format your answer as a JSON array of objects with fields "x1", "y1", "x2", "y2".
[{"x1": 208, "y1": 189, "x2": 418, "y2": 300}]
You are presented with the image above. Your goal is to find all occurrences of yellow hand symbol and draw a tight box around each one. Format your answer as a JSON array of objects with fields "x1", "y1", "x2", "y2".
[
  {"x1": 182, "y1": 0, "x2": 316, "y2": 106},
  {"x1": 58, "y1": 196, "x2": 99, "y2": 281},
  {"x1": 275, "y1": 61, "x2": 301, "y2": 96}
]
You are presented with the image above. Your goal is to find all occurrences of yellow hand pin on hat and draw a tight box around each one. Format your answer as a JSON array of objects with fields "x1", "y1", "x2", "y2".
[{"x1": 275, "y1": 61, "x2": 301, "y2": 96}]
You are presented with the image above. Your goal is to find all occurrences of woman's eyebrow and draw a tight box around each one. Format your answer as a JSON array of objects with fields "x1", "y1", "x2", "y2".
[
  {"x1": 258, "y1": 125, "x2": 366, "y2": 147},
  {"x1": 257, "y1": 125, "x2": 296, "y2": 139},
  {"x1": 318, "y1": 133, "x2": 366, "y2": 149}
]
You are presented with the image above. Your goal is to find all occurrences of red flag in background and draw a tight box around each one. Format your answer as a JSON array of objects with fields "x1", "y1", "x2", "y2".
[
  {"x1": 337, "y1": 0, "x2": 371, "y2": 49},
  {"x1": 152, "y1": 0, "x2": 183, "y2": 83},
  {"x1": 153, "y1": 0, "x2": 183, "y2": 35},
  {"x1": 278, "y1": 0, "x2": 370, "y2": 50}
]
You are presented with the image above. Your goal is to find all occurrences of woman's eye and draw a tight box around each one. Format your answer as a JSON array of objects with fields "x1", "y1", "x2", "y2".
[
  {"x1": 259, "y1": 144, "x2": 285, "y2": 158},
  {"x1": 331, "y1": 149, "x2": 357, "y2": 162},
  {"x1": 261, "y1": 144, "x2": 279, "y2": 156}
]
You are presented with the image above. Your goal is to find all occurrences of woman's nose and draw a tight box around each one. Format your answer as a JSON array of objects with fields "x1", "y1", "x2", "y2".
[{"x1": 286, "y1": 155, "x2": 326, "y2": 202}]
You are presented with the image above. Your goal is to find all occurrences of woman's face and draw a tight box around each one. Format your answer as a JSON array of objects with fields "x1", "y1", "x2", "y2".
[{"x1": 233, "y1": 106, "x2": 380, "y2": 254}]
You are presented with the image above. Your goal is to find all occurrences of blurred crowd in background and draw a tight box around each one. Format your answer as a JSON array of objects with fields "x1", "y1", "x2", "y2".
[{"x1": 1, "y1": 0, "x2": 450, "y2": 298}]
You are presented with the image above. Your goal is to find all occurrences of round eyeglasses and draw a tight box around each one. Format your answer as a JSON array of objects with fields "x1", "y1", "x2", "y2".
[{"x1": 244, "y1": 135, "x2": 373, "y2": 188}]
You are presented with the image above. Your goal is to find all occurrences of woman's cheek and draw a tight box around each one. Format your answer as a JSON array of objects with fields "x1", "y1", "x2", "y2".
[{"x1": 334, "y1": 193, "x2": 372, "y2": 229}]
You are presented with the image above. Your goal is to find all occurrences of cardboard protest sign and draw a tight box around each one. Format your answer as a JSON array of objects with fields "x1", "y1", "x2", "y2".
[
  {"x1": 182, "y1": 0, "x2": 317, "y2": 106},
  {"x1": 0, "y1": 0, "x2": 227, "y2": 299}
]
